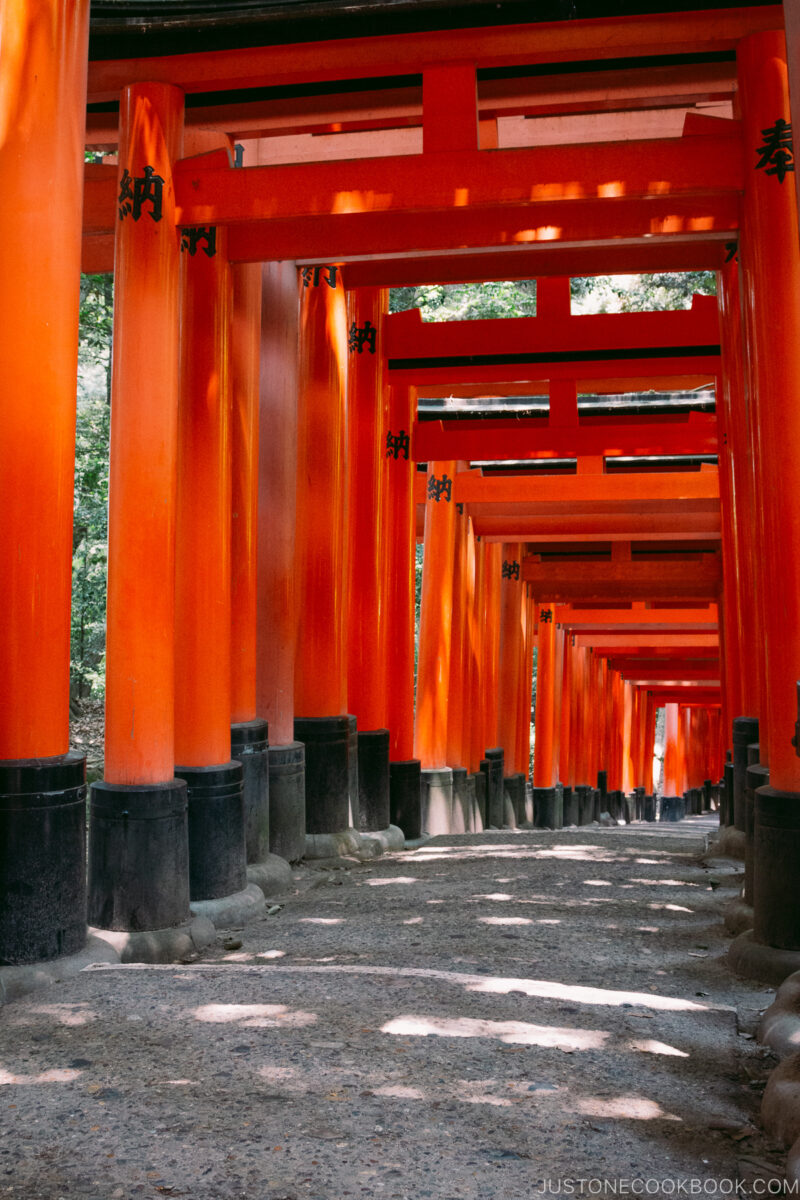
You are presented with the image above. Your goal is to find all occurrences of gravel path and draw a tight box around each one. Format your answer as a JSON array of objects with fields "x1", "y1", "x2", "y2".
[{"x1": 0, "y1": 819, "x2": 787, "y2": 1199}]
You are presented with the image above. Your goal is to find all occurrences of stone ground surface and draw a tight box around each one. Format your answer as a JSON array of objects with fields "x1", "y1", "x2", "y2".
[{"x1": 0, "y1": 818, "x2": 789, "y2": 1199}]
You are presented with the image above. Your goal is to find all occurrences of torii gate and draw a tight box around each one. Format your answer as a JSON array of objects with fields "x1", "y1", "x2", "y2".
[{"x1": 1, "y1": 2, "x2": 799, "y2": 989}]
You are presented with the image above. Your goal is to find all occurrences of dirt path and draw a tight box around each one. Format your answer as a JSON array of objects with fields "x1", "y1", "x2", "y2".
[{"x1": 0, "y1": 821, "x2": 786, "y2": 1199}]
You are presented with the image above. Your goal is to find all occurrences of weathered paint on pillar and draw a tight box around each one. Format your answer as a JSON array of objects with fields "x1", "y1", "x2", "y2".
[
  {"x1": 256, "y1": 262, "x2": 299, "y2": 745},
  {"x1": 346, "y1": 286, "x2": 388, "y2": 733},
  {"x1": 533, "y1": 604, "x2": 558, "y2": 788},
  {"x1": 105, "y1": 83, "x2": 184, "y2": 784},
  {"x1": 294, "y1": 267, "x2": 349, "y2": 719},
  {"x1": 385, "y1": 385, "x2": 417, "y2": 761},
  {"x1": 174, "y1": 228, "x2": 233, "y2": 768},
  {"x1": 230, "y1": 263, "x2": 261, "y2": 725},
  {"x1": 738, "y1": 31, "x2": 800, "y2": 788},
  {"x1": 414, "y1": 460, "x2": 457, "y2": 768},
  {"x1": 0, "y1": 0, "x2": 90, "y2": 759}
]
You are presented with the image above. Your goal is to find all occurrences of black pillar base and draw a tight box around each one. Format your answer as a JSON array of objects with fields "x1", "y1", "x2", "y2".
[
  {"x1": 505, "y1": 774, "x2": 527, "y2": 827},
  {"x1": 474, "y1": 770, "x2": 487, "y2": 829},
  {"x1": 722, "y1": 760, "x2": 734, "y2": 826},
  {"x1": 421, "y1": 767, "x2": 453, "y2": 835},
  {"x1": 703, "y1": 779, "x2": 713, "y2": 812},
  {"x1": 295, "y1": 716, "x2": 352, "y2": 835},
  {"x1": 452, "y1": 767, "x2": 469, "y2": 834},
  {"x1": 482, "y1": 748, "x2": 504, "y2": 828},
  {"x1": 744, "y1": 751, "x2": 767, "y2": 908},
  {"x1": 659, "y1": 795, "x2": 683, "y2": 822},
  {"x1": 174, "y1": 761, "x2": 245, "y2": 901},
  {"x1": 231, "y1": 719, "x2": 269, "y2": 864},
  {"x1": 533, "y1": 786, "x2": 560, "y2": 830},
  {"x1": 357, "y1": 729, "x2": 390, "y2": 832},
  {"x1": 574, "y1": 784, "x2": 591, "y2": 826},
  {"x1": 754, "y1": 785, "x2": 800, "y2": 950},
  {"x1": 268, "y1": 742, "x2": 306, "y2": 863},
  {"x1": 732, "y1": 716, "x2": 759, "y2": 832},
  {"x1": 0, "y1": 752, "x2": 87, "y2": 965},
  {"x1": 347, "y1": 715, "x2": 359, "y2": 829},
  {"x1": 88, "y1": 777, "x2": 189, "y2": 933},
  {"x1": 643, "y1": 794, "x2": 656, "y2": 821},
  {"x1": 562, "y1": 786, "x2": 579, "y2": 826},
  {"x1": 633, "y1": 786, "x2": 645, "y2": 821},
  {"x1": 390, "y1": 759, "x2": 421, "y2": 839}
]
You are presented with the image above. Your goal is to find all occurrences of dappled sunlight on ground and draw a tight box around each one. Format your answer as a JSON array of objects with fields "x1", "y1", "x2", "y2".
[
  {"x1": 572, "y1": 1095, "x2": 681, "y2": 1121},
  {"x1": 191, "y1": 1003, "x2": 318, "y2": 1028},
  {"x1": 381, "y1": 1014, "x2": 611, "y2": 1050}
]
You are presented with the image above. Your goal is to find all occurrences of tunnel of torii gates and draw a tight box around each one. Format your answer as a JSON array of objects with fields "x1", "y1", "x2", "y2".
[{"x1": 4, "y1": 0, "x2": 800, "y2": 981}]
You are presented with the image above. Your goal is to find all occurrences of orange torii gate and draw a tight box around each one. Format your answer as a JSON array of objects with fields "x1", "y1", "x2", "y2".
[{"x1": 2, "y1": 1, "x2": 800, "y2": 989}]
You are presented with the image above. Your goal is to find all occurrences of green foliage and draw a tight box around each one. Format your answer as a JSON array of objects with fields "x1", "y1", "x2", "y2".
[
  {"x1": 390, "y1": 280, "x2": 536, "y2": 321},
  {"x1": 72, "y1": 275, "x2": 113, "y2": 701},
  {"x1": 570, "y1": 271, "x2": 716, "y2": 314}
]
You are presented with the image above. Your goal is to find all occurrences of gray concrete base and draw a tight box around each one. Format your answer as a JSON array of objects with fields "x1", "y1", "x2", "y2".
[
  {"x1": 189, "y1": 884, "x2": 266, "y2": 928},
  {"x1": 246, "y1": 853, "x2": 294, "y2": 898},
  {"x1": 762, "y1": 1053, "x2": 800, "y2": 1148},
  {"x1": 728, "y1": 929, "x2": 800, "y2": 985},
  {"x1": 724, "y1": 895, "x2": 754, "y2": 936},
  {"x1": 760, "y1": 972, "x2": 800, "y2": 1059},
  {"x1": 304, "y1": 828, "x2": 392, "y2": 861},
  {"x1": 714, "y1": 826, "x2": 746, "y2": 860},
  {"x1": 0, "y1": 935, "x2": 121, "y2": 1006},
  {"x1": 360, "y1": 824, "x2": 405, "y2": 853},
  {"x1": 404, "y1": 834, "x2": 432, "y2": 850},
  {"x1": 91, "y1": 916, "x2": 216, "y2": 966}
]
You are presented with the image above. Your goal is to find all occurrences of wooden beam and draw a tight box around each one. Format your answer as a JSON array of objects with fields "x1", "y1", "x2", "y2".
[
  {"x1": 86, "y1": 8, "x2": 781, "y2": 103},
  {"x1": 174, "y1": 135, "x2": 742, "y2": 227},
  {"x1": 414, "y1": 414, "x2": 718, "y2": 463},
  {"x1": 523, "y1": 554, "x2": 721, "y2": 601}
]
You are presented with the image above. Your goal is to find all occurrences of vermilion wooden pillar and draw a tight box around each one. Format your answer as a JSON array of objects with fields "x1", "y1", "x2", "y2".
[
  {"x1": 256, "y1": 261, "x2": 305, "y2": 864},
  {"x1": 385, "y1": 385, "x2": 418, "y2": 757},
  {"x1": 497, "y1": 542, "x2": 523, "y2": 771},
  {"x1": 230, "y1": 265, "x2": 261, "y2": 729},
  {"x1": 560, "y1": 634, "x2": 574, "y2": 788},
  {"x1": 346, "y1": 286, "x2": 391, "y2": 834},
  {"x1": 173, "y1": 227, "x2": 248, "y2": 902},
  {"x1": 622, "y1": 682, "x2": 635, "y2": 796},
  {"x1": 415, "y1": 460, "x2": 457, "y2": 769},
  {"x1": 718, "y1": 257, "x2": 761, "y2": 728},
  {"x1": 446, "y1": 500, "x2": 470, "y2": 769},
  {"x1": 0, "y1": 0, "x2": 90, "y2": 963},
  {"x1": 518, "y1": 587, "x2": 534, "y2": 781},
  {"x1": 415, "y1": 459, "x2": 458, "y2": 833},
  {"x1": 533, "y1": 603, "x2": 560, "y2": 827},
  {"x1": 736, "y1": 30, "x2": 800, "y2": 957},
  {"x1": 230, "y1": 263, "x2": 271, "y2": 868},
  {"x1": 483, "y1": 543, "x2": 503, "y2": 763},
  {"x1": 664, "y1": 703, "x2": 681, "y2": 800},
  {"x1": 469, "y1": 538, "x2": 488, "y2": 775},
  {"x1": 88, "y1": 83, "x2": 191, "y2": 936},
  {"x1": 294, "y1": 267, "x2": 353, "y2": 842},
  {"x1": 461, "y1": 520, "x2": 479, "y2": 776},
  {"x1": 644, "y1": 693, "x2": 656, "y2": 796},
  {"x1": 104, "y1": 87, "x2": 183, "y2": 786}
]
